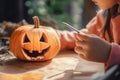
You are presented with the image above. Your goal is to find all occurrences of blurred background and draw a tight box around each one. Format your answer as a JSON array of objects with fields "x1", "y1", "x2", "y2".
[{"x1": 0, "y1": 0, "x2": 98, "y2": 30}]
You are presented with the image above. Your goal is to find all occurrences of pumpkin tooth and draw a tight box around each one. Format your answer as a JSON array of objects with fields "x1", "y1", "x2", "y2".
[
  {"x1": 37, "y1": 56, "x2": 44, "y2": 60},
  {"x1": 29, "y1": 50, "x2": 32, "y2": 53},
  {"x1": 31, "y1": 57, "x2": 36, "y2": 60},
  {"x1": 36, "y1": 57, "x2": 40, "y2": 60},
  {"x1": 31, "y1": 57, "x2": 34, "y2": 60},
  {"x1": 33, "y1": 57, "x2": 38, "y2": 61},
  {"x1": 38, "y1": 50, "x2": 42, "y2": 53}
]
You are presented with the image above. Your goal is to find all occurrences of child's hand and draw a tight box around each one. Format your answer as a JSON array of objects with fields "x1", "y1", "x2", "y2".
[{"x1": 74, "y1": 32, "x2": 111, "y2": 63}]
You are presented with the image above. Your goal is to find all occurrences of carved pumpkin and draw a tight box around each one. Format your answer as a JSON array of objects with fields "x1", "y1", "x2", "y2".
[{"x1": 9, "y1": 16, "x2": 60, "y2": 61}]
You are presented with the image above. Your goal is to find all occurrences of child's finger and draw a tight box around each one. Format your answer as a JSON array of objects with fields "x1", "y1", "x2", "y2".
[
  {"x1": 75, "y1": 40, "x2": 86, "y2": 47},
  {"x1": 75, "y1": 32, "x2": 88, "y2": 41},
  {"x1": 74, "y1": 46, "x2": 86, "y2": 59},
  {"x1": 74, "y1": 46, "x2": 84, "y2": 54}
]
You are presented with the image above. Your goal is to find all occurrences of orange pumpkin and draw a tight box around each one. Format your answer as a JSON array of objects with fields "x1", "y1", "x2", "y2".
[{"x1": 9, "y1": 16, "x2": 60, "y2": 61}]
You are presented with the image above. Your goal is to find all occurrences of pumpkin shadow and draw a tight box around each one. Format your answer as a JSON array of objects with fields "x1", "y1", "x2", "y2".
[{"x1": 0, "y1": 57, "x2": 52, "y2": 74}]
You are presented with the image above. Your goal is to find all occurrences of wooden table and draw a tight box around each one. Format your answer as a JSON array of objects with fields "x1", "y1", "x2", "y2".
[{"x1": 0, "y1": 50, "x2": 104, "y2": 80}]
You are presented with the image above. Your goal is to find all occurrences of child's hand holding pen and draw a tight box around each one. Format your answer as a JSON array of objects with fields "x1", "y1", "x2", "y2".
[{"x1": 63, "y1": 22, "x2": 111, "y2": 63}]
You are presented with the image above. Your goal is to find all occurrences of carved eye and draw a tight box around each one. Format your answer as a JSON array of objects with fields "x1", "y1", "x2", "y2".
[
  {"x1": 40, "y1": 33, "x2": 45, "y2": 42},
  {"x1": 24, "y1": 34, "x2": 30, "y2": 42}
]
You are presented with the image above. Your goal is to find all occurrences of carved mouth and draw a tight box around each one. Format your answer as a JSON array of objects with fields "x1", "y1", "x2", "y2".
[{"x1": 23, "y1": 48, "x2": 49, "y2": 57}]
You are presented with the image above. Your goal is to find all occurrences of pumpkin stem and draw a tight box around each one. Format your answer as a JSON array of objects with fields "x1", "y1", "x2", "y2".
[{"x1": 33, "y1": 16, "x2": 40, "y2": 28}]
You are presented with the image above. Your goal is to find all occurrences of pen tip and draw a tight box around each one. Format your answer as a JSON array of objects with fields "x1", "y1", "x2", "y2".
[
  {"x1": 62, "y1": 22, "x2": 66, "y2": 24},
  {"x1": 62, "y1": 22, "x2": 68, "y2": 26}
]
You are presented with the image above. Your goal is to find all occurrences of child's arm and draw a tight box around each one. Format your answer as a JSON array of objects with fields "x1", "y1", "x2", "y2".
[{"x1": 56, "y1": 30, "x2": 77, "y2": 50}]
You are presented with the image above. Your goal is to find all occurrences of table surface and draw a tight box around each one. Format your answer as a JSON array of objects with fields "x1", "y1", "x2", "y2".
[{"x1": 0, "y1": 50, "x2": 104, "y2": 80}]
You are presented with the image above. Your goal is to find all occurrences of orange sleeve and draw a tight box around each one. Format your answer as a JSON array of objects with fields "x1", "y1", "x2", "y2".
[{"x1": 56, "y1": 30, "x2": 77, "y2": 50}]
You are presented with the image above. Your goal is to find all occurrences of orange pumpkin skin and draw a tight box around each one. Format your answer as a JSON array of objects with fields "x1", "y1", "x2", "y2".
[{"x1": 9, "y1": 16, "x2": 60, "y2": 61}]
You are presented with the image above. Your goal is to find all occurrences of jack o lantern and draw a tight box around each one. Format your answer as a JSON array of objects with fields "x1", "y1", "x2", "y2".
[{"x1": 9, "y1": 16, "x2": 60, "y2": 61}]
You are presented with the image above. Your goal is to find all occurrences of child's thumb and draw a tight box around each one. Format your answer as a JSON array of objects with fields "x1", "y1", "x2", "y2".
[{"x1": 75, "y1": 32, "x2": 88, "y2": 41}]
